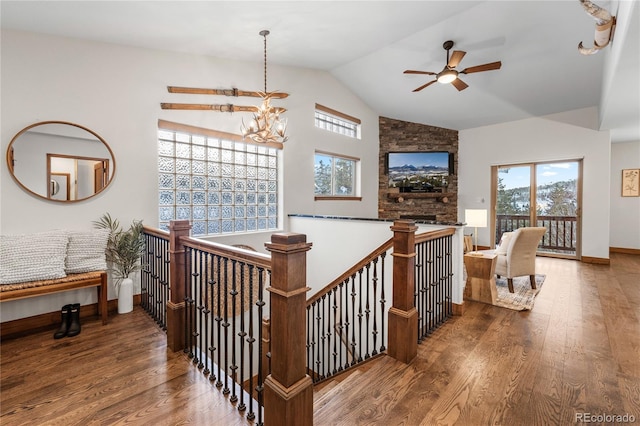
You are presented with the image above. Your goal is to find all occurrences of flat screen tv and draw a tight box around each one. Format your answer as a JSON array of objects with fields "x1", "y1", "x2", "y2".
[{"x1": 386, "y1": 151, "x2": 454, "y2": 192}]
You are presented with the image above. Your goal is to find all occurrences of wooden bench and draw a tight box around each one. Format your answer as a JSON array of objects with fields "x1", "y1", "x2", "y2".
[{"x1": 0, "y1": 271, "x2": 108, "y2": 325}]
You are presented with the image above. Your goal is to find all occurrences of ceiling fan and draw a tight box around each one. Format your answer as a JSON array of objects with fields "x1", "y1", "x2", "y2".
[{"x1": 404, "y1": 40, "x2": 502, "y2": 92}]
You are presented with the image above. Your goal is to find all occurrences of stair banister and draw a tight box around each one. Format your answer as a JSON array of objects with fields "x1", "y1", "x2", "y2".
[
  {"x1": 388, "y1": 220, "x2": 419, "y2": 363},
  {"x1": 166, "y1": 219, "x2": 191, "y2": 352},
  {"x1": 264, "y1": 232, "x2": 314, "y2": 426}
]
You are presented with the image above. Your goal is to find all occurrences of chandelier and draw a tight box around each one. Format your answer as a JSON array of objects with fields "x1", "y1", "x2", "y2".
[{"x1": 241, "y1": 30, "x2": 288, "y2": 144}]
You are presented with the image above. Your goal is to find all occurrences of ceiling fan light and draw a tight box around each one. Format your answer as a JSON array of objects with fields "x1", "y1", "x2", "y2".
[{"x1": 437, "y1": 69, "x2": 457, "y2": 84}]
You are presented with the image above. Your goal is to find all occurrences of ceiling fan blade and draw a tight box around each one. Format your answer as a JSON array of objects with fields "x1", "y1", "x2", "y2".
[
  {"x1": 412, "y1": 80, "x2": 437, "y2": 92},
  {"x1": 404, "y1": 70, "x2": 437, "y2": 75},
  {"x1": 451, "y1": 78, "x2": 468, "y2": 91},
  {"x1": 448, "y1": 50, "x2": 466, "y2": 68},
  {"x1": 460, "y1": 61, "x2": 502, "y2": 74}
]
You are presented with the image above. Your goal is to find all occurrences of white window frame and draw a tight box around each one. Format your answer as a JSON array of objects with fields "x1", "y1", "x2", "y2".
[
  {"x1": 314, "y1": 150, "x2": 361, "y2": 200},
  {"x1": 314, "y1": 103, "x2": 361, "y2": 139}
]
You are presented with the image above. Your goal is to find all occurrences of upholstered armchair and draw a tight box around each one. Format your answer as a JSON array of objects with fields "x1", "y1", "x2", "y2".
[{"x1": 484, "y1": 227, "x2": 546, "y2": 293}]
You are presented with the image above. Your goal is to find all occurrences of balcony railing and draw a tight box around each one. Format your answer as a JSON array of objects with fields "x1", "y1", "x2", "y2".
[
  {"x1": 496, "y1": 214, "x2": 577, "y2": 253},
  {"x1": 140, "y1": 219, "x2": 459, "y2": 426},
  {"x1": 141, "y1": 227, "x2": 170, "y2": 329}
]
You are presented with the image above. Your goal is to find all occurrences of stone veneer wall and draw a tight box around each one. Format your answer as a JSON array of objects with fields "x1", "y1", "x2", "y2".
[{"x1": 378, "y1": 116, "x2": 458, "y2": 223}]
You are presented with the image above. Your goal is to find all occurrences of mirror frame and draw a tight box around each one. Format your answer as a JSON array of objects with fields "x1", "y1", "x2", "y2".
[{"x1": 6, "y1": 121, "x2": 116, "y2": 203}]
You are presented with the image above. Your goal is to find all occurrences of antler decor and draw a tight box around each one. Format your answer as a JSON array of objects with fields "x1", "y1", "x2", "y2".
[
  {"x1": 577, "y1": 0, "x2": 616, "y2": 55},
  {"x1": 239, "y1": 30, "x2": 288, "y2": 145}
]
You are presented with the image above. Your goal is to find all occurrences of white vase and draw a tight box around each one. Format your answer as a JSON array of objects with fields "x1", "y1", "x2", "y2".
[{"x1": 118, "y1": 277, "x2": 134, "y2": 314}]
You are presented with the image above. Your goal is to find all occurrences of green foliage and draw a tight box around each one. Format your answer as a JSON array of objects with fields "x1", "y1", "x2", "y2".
[
  {"x1": 333, "y1": 158, "x2": 354, "y2": 195},
  {"x1": 314, "y1": 159, "x2": 332, "y2": 195},
  {"x1": 497, "y1": 179, "x2": 577, "y2": 216},
  {"x1": 93, "y1": 213, "x2": 145, "y2": 284}
]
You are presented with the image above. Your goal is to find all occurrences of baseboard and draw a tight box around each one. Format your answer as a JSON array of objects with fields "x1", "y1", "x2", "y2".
[
  {"x1": 452, "y1": 302, "x2": 465, "y2": 316},
  {"x1": 581, "y1": 256, "x2": 611, "y2": 265},
  {"x1": 610, "y1": 247, "x2": 640, "y2": 255},
  {"x1": 0, "y1": 294, "x2": 142, "y2": 341}
]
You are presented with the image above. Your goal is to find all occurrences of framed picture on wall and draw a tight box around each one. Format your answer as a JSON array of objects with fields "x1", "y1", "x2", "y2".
[{"x1": 621, "y1": 169, "x2": 640, "y2": 197}]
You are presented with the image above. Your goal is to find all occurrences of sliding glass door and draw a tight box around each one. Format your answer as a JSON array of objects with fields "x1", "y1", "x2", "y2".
[{"x1": 493, "y1": 160, "x2": 581, "y2": 259}]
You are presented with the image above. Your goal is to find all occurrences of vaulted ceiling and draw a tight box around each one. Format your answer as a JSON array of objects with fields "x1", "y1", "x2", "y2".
[{"x1": 2, "y1": 1, "x2": 638, "y2": 142}]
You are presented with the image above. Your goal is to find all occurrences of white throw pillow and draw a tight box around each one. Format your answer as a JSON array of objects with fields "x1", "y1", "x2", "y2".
[
  {"x1": 0, "y1": 230, "x2": 69, "y2": 284},
  {"x1": 495, "y1": 231, "x2": 514, "y2": 255},
  {"x1": 65, "y1": 228, "x2": 110, "y2": 274}
]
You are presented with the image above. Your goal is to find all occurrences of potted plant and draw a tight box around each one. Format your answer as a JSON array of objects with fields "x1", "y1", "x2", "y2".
[{"x1": 94, "y1": 213, "x2": 145, "y2": 314}]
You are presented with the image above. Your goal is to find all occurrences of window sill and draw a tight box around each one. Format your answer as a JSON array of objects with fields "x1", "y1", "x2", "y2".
[{"x1": 314, "y1": 196, "x2": 362, "y2": 201}]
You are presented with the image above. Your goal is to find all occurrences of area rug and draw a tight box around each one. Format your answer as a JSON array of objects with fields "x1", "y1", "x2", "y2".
[{"x1": 494, "y1": 274, "x2": 546, "y2": 311}]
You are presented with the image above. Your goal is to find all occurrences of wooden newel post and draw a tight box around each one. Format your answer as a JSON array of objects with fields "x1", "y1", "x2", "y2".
[
  {"x1": 388, "y1": 220, "x2": 419, "y2": 363},
  {"x1": 264, "y1": 233, "x2": 314, "y2": 426},
  {"x1": 166, "y1": 220, "x2": 191, "y2": 352}
]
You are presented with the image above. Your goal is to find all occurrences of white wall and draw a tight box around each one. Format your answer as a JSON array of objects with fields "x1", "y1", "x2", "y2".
[
  {"x1": 288, "y1": 216, "x2": 465, "y2": 304},
  {"x1": 0, "y1": 30, "x2": 380, "y2": 321},
  {"x1": 458, "y1": 107, "x2": 611, "y2": 260},
  {"x1": 610, "y1": 141, "x2": 640, "y2": 249}
]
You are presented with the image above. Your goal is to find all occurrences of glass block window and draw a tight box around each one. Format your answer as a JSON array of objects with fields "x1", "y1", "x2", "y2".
[
  {"x1": 314, "y1": 151, "x2": 359, "y2": 197},
  {"x1": 314, "y1": 103, "x2": 361, "y2": 139},
  {"x1": 158, "y1": 121, "x2": 280, "y2": 236}
]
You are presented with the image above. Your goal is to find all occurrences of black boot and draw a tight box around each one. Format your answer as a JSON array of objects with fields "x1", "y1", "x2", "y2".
[
  {"x1": 53, "y1": 304, "x2": 72, "y2": 339},
  {"x1": 66, "y1": 303, "x2": 81, "y2": 337}
]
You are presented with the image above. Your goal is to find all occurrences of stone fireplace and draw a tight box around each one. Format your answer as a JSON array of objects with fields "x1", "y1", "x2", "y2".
[{"x1": 378, "y1": 116, "x2": 458, "y2": 223}]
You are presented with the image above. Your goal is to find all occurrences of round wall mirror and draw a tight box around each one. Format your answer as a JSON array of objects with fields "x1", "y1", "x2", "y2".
[{"x1": 6, "y1": 121, "x2": 116, "y2": 202}]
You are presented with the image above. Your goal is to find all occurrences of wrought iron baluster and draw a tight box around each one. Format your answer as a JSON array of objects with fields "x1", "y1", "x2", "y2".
[
  {"x1": 357, "y1": 270, "x2": 363, "y2": 363},
  {"x1": 446, "y1": 235, "x2": 453, "y2": 318},
  {"x1": 184, "y1": 247, "x2": 192, "y2": 357},
  {"x1": 215, "y1": 255, "x2": 223, "y2": 389},
  {"x1": 163, "y1": 239, "x2": 170, "y2": 330},
  {"x1": 380, "y1": 252, "x2": 387, "y2": 353},
  {"x1": 343, "y1": 279, "x2": 350, "y2": 370},
  {"x1": 306, "y1": 303, "x2": 312, "y2": 381},
  {"x1": 331, "y1": 287, "x2": 338, "y2": 374},
  {"x1": 154, "y1": 235, "x2": 159, "y2": 318},
  {"x1": 316, "y1": 300, "x2": 322, "y2": 381},
  {"x1": 320, "y1": 295, "x2": 326, "y2": 380},
  {"x1": 229, "y1": 260, "x2": 238, "y2": 403},
  {"x1": 246, "y1": 264, "x2": 256, "y2": 421},
  {"x1": 202, "y1": 252, "x2": 210, "y2": 377},
  {"x1": 209, "y1": 254, "x2": 217, "y2": 383},
  {"x1": 237, "y1": 261, "x2": 246, "y2": 412},
  {"x1": 437, "y1": 238, "x2": 442, "y2": 325},
  {"x1": 371, "y1": 257, "x2": 379, "y2": 356},
  {"x1": 147, "y1": 234, "x2": 153, "y2": 312},
  {"x1": 364, "y1": 264, "x2": 371, "y2": 359},
  {"x1": 350, "y1": 275, "x2": 357, "y2": 366},
  {"x1": 428, "y1": 241, "x2": 435, "y2": 336},
  {"x1": 222, "y1": 258, "x2": 230, "y2": 396},
  {"x1": 256, "y1": 268, "x2": 267, "y2": 426},
  {"x1": 415, "y1": 242, "x2": 423, "y2": 341},
  {"x1": 436, "y1": 238, "x2": 442, "y2": 329},
  {"x1": 326, "y1": 290, "x2": 333, "y2": 377},
  {"x1": 309, "y1": 300, "x2": 320, "y2": 382},
  {"x1": 141, "y1": 234, "x2": 150, "y2": 312},
  {"x1": 193, "y1": 250, "x2": 202, "y2": 368},
  {"x1": 155, "y1": 239, "x2": 162, "y2": 325},
  {"x1": 154, "y1": 238, "x2": 161, "y2": 324},
  {"x1": 440, "y1": 237, "x2": 446, "y2": 321},
  {"x1": 337, "y1": 282, "x2": 344, "y2": 372}
]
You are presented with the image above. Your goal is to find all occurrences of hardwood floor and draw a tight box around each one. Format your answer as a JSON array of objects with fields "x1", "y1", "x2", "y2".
[
  {"x1": 314, "y1": 253, "x2": 640, "y2": 425},
  {"x1": 1, "y1": 253, "x2": 638, "y2": 425},
  {"x1": 0, "y1": 306, "x2": 249, "y2": 425}
]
